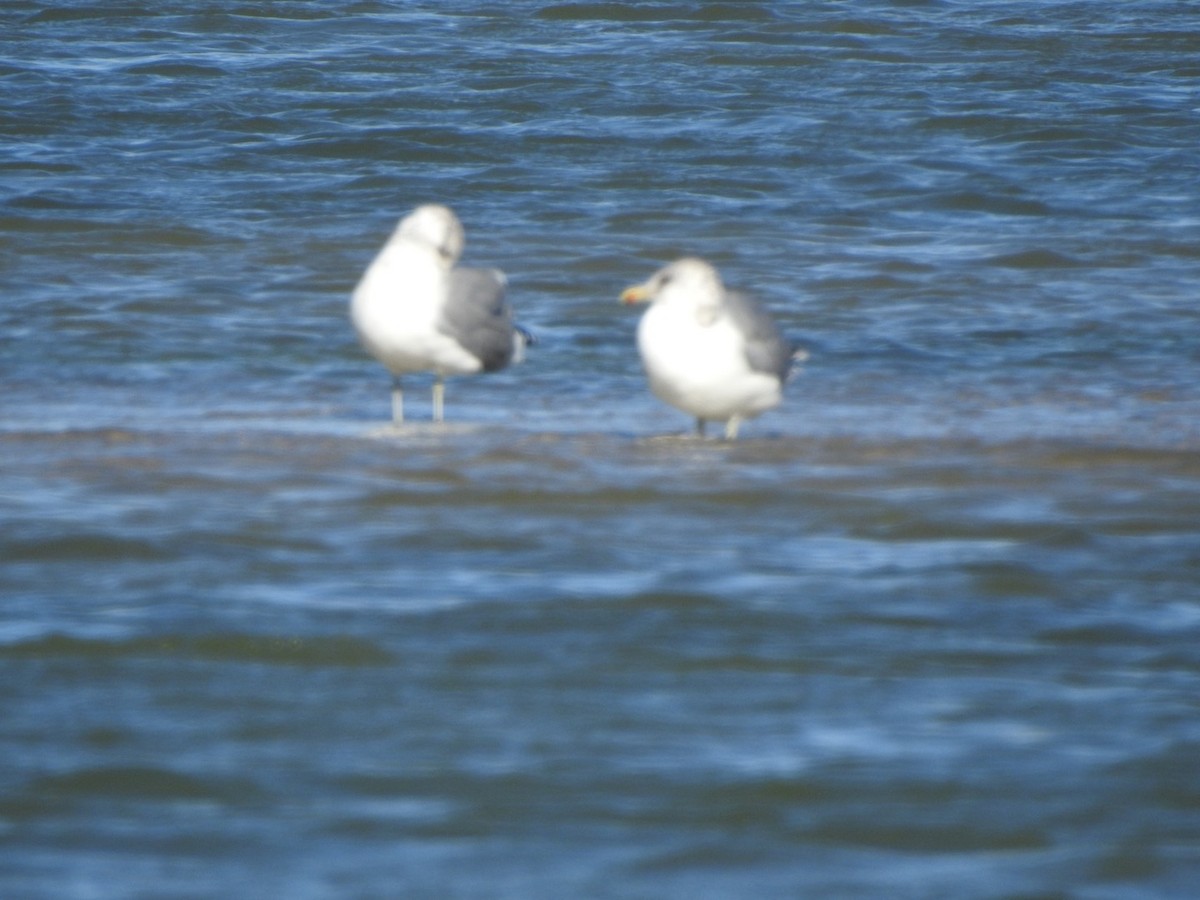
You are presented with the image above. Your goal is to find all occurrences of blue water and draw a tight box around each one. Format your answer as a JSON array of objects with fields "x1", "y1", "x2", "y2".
[{"x1": 2, "y1": 2, "x2": 1199, "y2": 897}]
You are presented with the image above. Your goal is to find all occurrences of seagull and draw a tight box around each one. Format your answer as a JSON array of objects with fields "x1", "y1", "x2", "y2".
[
  {"x1": 620, "y1": 257, "x2": 798, "y2": 440},
  {"x1": 350, "y1": 204, "x2": 531, "y2": 423}
]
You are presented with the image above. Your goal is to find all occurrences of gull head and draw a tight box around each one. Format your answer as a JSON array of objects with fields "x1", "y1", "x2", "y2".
[
  {"x1": 394, "y1": 204, "x2": 466, "y2": 265},
  {"x1": 620, "y1": 257, "x2": 724, "y2": 312}
]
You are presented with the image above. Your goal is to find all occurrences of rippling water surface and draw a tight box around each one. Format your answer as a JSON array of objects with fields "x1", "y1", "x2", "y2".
[{"x1": 2, "y1": 1, "x2": 1199, "y2": 896}]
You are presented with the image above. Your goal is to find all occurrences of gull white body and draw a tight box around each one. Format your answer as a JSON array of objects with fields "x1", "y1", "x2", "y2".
[
  {"x1": 352, "y1": 239, "x2": 483, "y2": 378},
  {"x1": 637, "y1": 300, "x2": 783, "y2": 423},
  {"x1": 622, "y1": 258, "x2": 795, "y2": 439}
]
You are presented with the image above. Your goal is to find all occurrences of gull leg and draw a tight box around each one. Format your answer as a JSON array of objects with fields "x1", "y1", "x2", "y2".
[
  {"x1": 432, "y1": 377, "x2": 445, "y2": 423},
  {"x1": 695, "y1": 418, "x2": 707, "y2": 438},
  {"x1": 724, "y1": 416, "x2": 741, "y2": 441},
  {"x1": 391, "y1": 378, "x2": 404, "y2": 424}
]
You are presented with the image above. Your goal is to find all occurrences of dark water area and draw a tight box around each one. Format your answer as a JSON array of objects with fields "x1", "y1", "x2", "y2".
[{"x1": 2, "y1": 1, "x2": 1199, "y2": 896}]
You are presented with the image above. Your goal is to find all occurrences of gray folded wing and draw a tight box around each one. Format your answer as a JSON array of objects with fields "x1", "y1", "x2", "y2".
[
  {"x1": 439, "y1": 267, "x2": 517, "y2": 372},
  {"x1": 724, "y1": 290, "x2": 795, "y2": 381}
]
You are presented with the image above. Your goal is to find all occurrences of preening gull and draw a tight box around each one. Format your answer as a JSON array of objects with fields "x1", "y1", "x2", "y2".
[
  {"x1": 350, "y1": 204, "x2": 530, "y2": 423},
  {"x1": 621, "y1": 258, "x2": 798, "y2": 440}
]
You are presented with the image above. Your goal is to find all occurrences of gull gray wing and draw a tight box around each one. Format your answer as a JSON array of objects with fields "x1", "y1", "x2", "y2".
[
  {"x1": 724, "y1": 290, "x2": 795, "y2": 382},
  {"x1": 439, "y1": 267, "x2": 518, "y2": 372}
]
